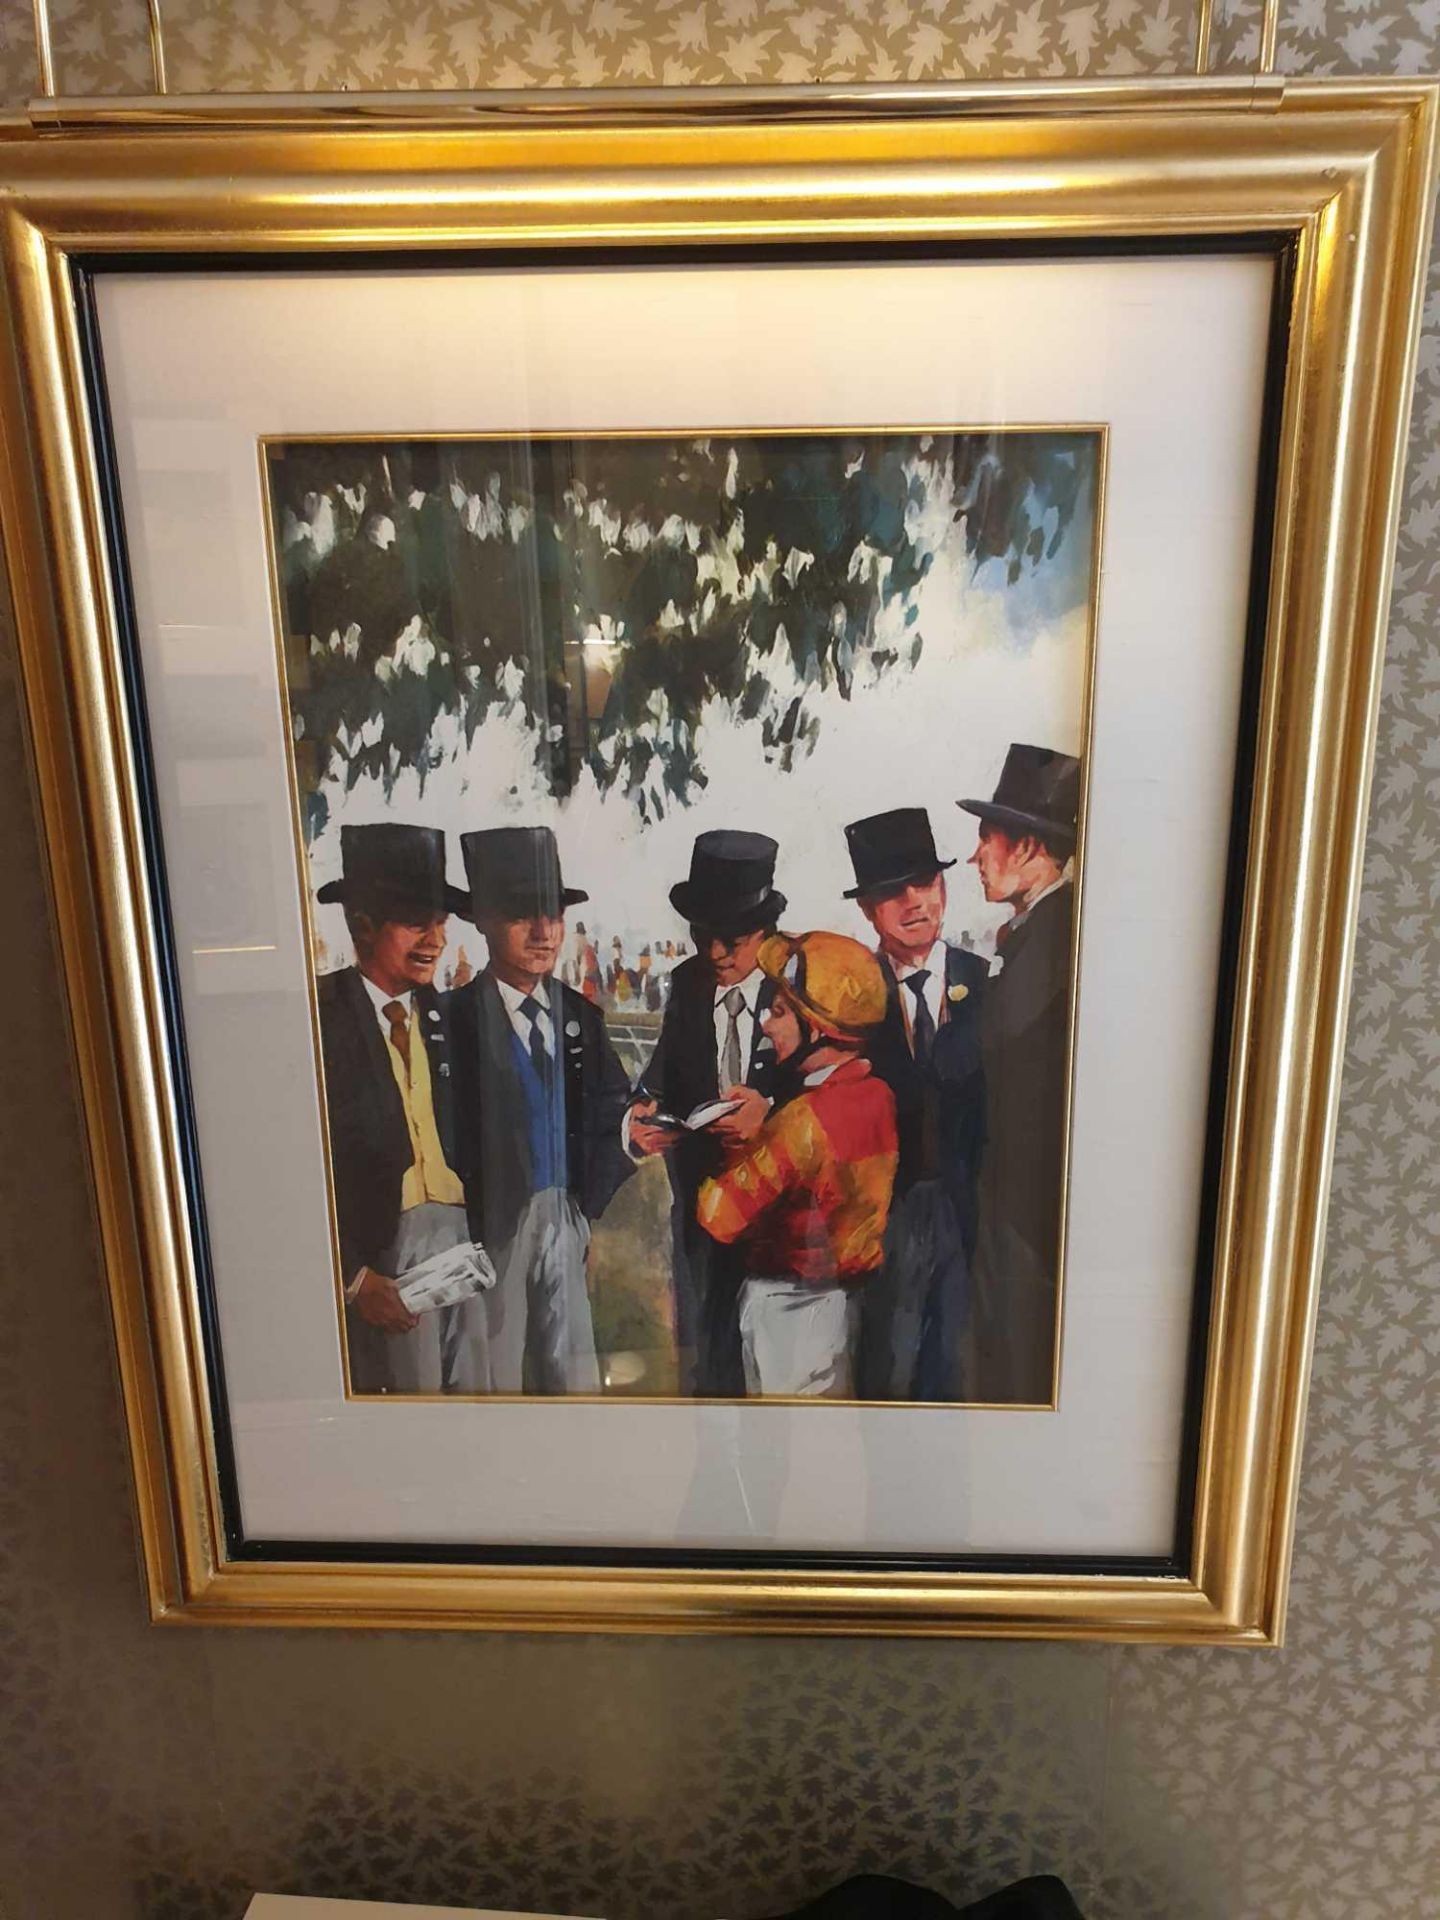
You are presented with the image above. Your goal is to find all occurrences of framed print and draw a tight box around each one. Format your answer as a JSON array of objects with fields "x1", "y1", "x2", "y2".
[{"x1": 0, "y1": 80, "x2": 1434, "y2": 1641}]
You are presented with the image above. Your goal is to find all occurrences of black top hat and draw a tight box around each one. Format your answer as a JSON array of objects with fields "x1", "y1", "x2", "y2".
[
  {"x1": 315, "y1": 823, "x2": 469, "y2": 917},
  {"x1": 843, "y1": 807, "x2": 956, "y2": 901},
  {"x1": 669, "y1": 830, "x2": 787, "y2": 936},
  {"x1": 957, "y1": 744, "x2": 1081, "y2": 850},
  {"x1": 460, "y1": 826, "x2": 587, "y2": 921}
]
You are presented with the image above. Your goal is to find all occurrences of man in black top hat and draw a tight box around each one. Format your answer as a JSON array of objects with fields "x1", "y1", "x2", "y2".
[
  {"x1": 843, "y1": 808, "x2": 988, "y2": 1401},
  {"x1": 626, "y1": 830, "x2": 788, "y2": 1395},
  {"x1": 958, "y1": 743, "x2": 1081, "y2": 1404},
  {"x1": 448, "y1": 825, "x2": 634, "y2": 1394},
  {"x1": 315, "y1": 822, "x2": 479, "y2": 1395}
]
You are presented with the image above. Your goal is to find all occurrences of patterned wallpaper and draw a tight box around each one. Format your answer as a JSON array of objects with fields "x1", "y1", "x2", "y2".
[{"x1": 0, "y1": 6, "x2": 1437, "y2": 1920}]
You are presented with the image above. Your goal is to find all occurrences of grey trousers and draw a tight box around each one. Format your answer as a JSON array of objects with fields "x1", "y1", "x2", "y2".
[
  {"x1": 459, "y1": 1188, "x2": 599, "y2": 1395},
  {"x1": 345, "y1": 1200, "x2": 476, "y2": 1395}
]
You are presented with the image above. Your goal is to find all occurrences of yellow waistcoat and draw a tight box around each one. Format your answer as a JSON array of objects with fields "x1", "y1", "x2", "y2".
[{"x1": 382, "y1": 1005, "x2": 465, "y2": 1210}]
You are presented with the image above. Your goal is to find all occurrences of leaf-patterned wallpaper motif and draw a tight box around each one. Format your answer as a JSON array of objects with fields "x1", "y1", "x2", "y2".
[{"x1": 0, "y1": 6, "x2": 1437, "y2": 1920}]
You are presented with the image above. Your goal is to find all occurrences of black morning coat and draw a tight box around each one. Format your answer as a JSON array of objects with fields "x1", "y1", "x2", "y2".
[
  {"x1": 633, "y1": 953, "x2": 783, "y2": 1200},
  {"x1": 977, "y1": 882, "x2": 1073, "y2": 1284},
  {"x1": 869, "y1": 941, "x2": 989, "y2": 1232},
  {"x1": 631, "y1": 952, "x2": 784, "y2": 1394},
  {"x1": 316, "y1": 965, "x2": 457, "y2": 1284},
  {"x1": 448, "y1": 970, "x2": 634, "y2": 1254}
]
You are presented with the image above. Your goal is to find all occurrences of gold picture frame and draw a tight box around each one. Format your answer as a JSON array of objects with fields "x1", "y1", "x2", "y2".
[{"x1": 0, "y1": 80, "x2": 1433, "y2": 1641}]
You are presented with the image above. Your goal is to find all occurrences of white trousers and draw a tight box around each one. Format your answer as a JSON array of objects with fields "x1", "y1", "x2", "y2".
[{"x1": 738, "y1": 1278, "x2": 858, "y2": 1398}]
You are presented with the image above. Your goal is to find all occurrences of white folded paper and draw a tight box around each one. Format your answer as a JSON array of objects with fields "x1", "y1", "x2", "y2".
[
  {"x1": 651, "y1": 1096, "x2": 743, "y2": 1132},
  {"x1": 396, "y1": 1240, "x2": 497, "y2": 1314}
]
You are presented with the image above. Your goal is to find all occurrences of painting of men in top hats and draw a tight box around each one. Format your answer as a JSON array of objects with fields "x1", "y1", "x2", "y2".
[
  {"x1": 842, "y1": 808, "x2": 989, "y2": 1402},
  {"x1": 958, "y1": 745, "x2": 1082, "y2": 1404},
  {"x1": 448, "y1": 827, "x2": 634, "y2": 1393},
  {"x1": 625, "y1": 829, "x2": 788, "y2": 1394},
  {"x1": 269, "y1": 424, "x2": 1100, "y2": 1402},
  {"x1": 314, "y1": 822, "x2": 485, "y2": 1396}
]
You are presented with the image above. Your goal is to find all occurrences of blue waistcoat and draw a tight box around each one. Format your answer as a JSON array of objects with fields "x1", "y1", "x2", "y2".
[{"x1": 507, "y1": 1027, "x2": 567, "y2": 1194}]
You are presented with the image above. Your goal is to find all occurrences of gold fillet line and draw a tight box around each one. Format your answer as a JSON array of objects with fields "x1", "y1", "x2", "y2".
[
  {"x1": 260, "y1": 423, "x2": 1111, "y2": 445},
  {"x1": 260, "y1": 421, "x2": 1107, "y2": 1415}
]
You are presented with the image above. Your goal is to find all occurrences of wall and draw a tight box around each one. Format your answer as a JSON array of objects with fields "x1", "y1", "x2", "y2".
[{"x1": 0, "y1": 6, "x2": 1436, "y2": 1919}]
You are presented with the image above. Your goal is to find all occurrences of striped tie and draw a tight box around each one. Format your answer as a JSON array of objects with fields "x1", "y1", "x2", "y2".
[
  {"x1": 520, "y1": 995, "x2": 551, "y2": 1081},
  {"x1": 721, "y1": 986, "x2": 745, "y2": 1089}
]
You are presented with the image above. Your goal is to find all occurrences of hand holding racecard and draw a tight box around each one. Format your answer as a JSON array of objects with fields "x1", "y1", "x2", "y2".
[
  {"x1": 396, "y1": 1241, "x2": 497, "y2": 1315},
  {"x1": 651, "y1": 1097, "x2": 743, "y2": 1132}
]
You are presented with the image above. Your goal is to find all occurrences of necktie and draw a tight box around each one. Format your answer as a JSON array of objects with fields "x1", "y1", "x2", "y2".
[
  {"x1": 903, "y1": 970, "x2": 936, "y2": 1066},
  {"x1": 520, "y1": 995, "x2": 551, "y2": 1081},
  {"x1": 721, "y1": 985, "x2": 746, "y2": 1089},
  {"x1": 382, "y1": 998, "x2": 411, "y2": 1076}
]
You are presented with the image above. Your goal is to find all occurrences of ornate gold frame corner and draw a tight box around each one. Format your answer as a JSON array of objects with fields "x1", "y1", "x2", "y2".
[{"x1": 0, "y1": 79, "x2": 1434, "y2": 1641}]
